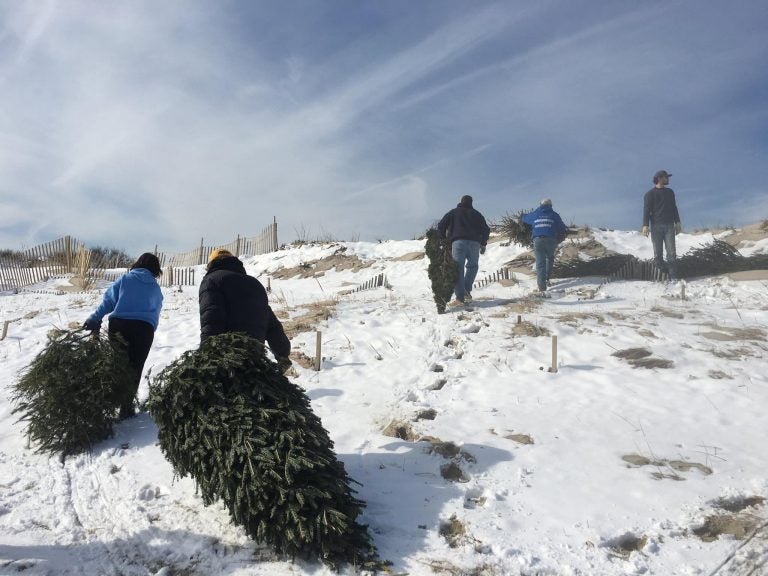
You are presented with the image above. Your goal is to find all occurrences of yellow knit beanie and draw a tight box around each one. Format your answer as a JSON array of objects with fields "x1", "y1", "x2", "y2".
[{"x1": 208, "y1": 248, "x2": 233, "y2": 265}]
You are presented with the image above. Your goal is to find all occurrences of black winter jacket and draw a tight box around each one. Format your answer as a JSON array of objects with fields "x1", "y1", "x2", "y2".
[
  {"x1": 437, "y1": 204, "x2": 491, "y2": 246},
  {"x1": 199, "y1": 256, "x2": 291, "y2": 358},
  {"x1": 643, "y1": 187, "x2": 681, "y2": 227}
]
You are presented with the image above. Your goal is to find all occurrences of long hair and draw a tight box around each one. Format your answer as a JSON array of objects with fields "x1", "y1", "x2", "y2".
[{"x1": 130, "y1": 253, "x2": 162, "y2": 278}]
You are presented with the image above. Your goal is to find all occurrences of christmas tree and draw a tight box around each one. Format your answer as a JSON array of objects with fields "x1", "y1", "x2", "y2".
[
  {"x1": 12, "y1": 329, "x2": 134, "y2": 460},
  {"x1": 425, "y1": 226, "x2": 457, "y2": 313},
  {"x1": 147, "y1": 332, "x2": 383, "y2": 571}
]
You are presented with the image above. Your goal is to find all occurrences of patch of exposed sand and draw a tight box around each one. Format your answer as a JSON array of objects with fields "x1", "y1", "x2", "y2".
[
  {"x1": 693, "y1": 514, "x2": 760, "y2": 542},
  {"x1": 555, "y1": 312, "x2": 606, "y2": 327},
  {"x1": 622, "y1": 454, "x2": 713, "y2": 479},
  {"x1": 651, "y1": 306, "x2": 684, "y2": 319},
  {"x1": 391, "y1": 251, "x2": 424, "y2": 262},
  {"x1": 272, "y1": 253, "x2": 372, "y2": 279},
  {"x1": 558, "y1": 238, "x2": 619, "y2": 260},
  {"x1": 281, "y1": 300, "x2": 336, "y2": 338},
  {"x1": 612, "y1": 348, "x2": 674, "y2": 369},
  {"x1": 700, "y1": 324, "x2": 766, "y2": 342},
  {"x1": 719, "y1": 221, "x2": 768, "y2": 248},
  {"x1": 726, "y1": 269, "x2": 768, "y2": 280}
]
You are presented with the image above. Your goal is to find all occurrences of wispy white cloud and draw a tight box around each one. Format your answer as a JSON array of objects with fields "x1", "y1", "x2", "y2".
[{"x1": 0, "y1": 1, "x2": 765, "y2": 254}]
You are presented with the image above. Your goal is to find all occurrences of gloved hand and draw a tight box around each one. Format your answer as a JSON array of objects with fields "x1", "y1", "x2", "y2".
[
  {"x1": 83, "y1": 318, "x2": 101, "y2": 332},
  {"x1": 480, "y1": 245, "x2": 486, "y2": 255},
  {"x1": 641, "y1": 226, "x2": 649, "y2": 237},
  {"x1": 276, "y1": 356, "x2": 292, "y2": 374},
  {"x1": 675, "y1": 222, "x2": 682, "y2": 235}
]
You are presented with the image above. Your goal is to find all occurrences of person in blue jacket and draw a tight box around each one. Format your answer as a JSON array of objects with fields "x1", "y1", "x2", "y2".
[
  {"x1": 522, "y1": 199, "x2": 567, "y2": 294},
  {"x1": 84, "y1": 253, "x2": 164, "y2": 418},
  {"x1": 437, "y1": 195, "x2": 491, "y2": 306}
]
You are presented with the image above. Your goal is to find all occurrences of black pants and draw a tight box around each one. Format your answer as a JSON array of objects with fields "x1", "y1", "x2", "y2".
[{"x1": 108, "y1": 317, "x2": 155, "y2": 408}]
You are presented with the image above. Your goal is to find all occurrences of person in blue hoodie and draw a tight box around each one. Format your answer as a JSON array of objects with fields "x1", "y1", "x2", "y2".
[
  {"x1": 84, "y1": 253, "x2": 164, "y2": 418},
  {"x1": 522, "y1": 199, "x2": 567, "y2": 294}
]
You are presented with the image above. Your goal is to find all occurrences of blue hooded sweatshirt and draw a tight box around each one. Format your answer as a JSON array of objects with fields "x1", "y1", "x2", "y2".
[
  {"x1": 87, "y1": 268, "x2": 163, "y2": 330},
  {"x1": 522, "y1": 205, "x2": 567, "y2": 239}
]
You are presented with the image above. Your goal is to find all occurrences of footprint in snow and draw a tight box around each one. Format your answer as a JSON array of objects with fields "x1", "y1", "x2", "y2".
[{"x1": 137, "y1": 484, "x2": 162, "y2": 501}]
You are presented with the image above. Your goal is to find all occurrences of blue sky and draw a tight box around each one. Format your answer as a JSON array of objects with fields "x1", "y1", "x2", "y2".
[{"x1": 1, "y1": 0, "x2": 767, "y2": 254}]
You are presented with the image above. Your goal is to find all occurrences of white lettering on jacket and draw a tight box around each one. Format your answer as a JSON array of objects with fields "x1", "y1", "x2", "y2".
[{"x1": 533, "y1": 218, "x2": 554, "y2": 228}]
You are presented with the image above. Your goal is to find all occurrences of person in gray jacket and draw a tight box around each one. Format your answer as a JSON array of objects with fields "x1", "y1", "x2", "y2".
[{"x1": 642, "y1": 169, "x2": 682, "y2": 279}]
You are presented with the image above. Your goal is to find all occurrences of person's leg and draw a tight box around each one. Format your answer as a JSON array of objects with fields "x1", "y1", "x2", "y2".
[
  {"x1": 544, "y1": 237, "x2": 557, "y2": 284},
  {"x1": 663, "y1": 225, "x2": 677, "y2": 279},
  {"x1": 463, "y1": 241, "x2": 481, "y2": 297},
  {"x1": 451, "y1": 240, "x2": 468, "y2": 301},
  {"x1": 109, "y1": 318, "x2": 154, "y2": 417},
  {"x1": 533, "y1": 237, "x2": 548, "y2": 291},
  {"x1": 650, "y1": 225, "x2": 667, "y2": 272}
]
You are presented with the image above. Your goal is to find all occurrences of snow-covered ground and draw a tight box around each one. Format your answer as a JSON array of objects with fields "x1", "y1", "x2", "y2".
[{"x1": 1, "y1": 229, "x2": 767, "y2": 575}]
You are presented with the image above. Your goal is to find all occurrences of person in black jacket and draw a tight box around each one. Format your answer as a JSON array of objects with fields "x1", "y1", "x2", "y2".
[
  {"x1": 199, "y1": 249, "x2": 291, "y2": 372},
  {"x1": 642, "y1": 169, "x2": 682, "y2": 279},
  {"x1": 437, "y1": 195, "x2": 491, "y2": 306}
]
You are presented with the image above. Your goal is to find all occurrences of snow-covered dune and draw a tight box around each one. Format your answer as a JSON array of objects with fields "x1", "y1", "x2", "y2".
[{"x1": 1, "y1": 229, "x2": 767, "y2": 575}]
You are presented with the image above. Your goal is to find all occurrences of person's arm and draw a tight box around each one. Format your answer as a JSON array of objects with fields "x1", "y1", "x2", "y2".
[
  {"x1": 642, "y1": 191, "x2": 652, "y2": 228},
  {"x1": 671, "y1": 190, "x2": 682, "y2": 234},
  {"x1": 521, "y1": 210, "x2": 535, "y2": 225},
  {"x1": 265, "y1": 308, "x2": 291, "y2": 359},
  {"x1": 150, "y1": 284, "x2": 164, "y2": 330},
  {"x1": 480, "y1": 215, "x2": 491, "y2": 246},
  {"x1": 198, "y1": 282, "x2": 227, "y2": 344},
  {"x1": 671, "y1": 190, "x2": 681, "y2": 224},
  {"x1": 556, "y1": 213, "x2": 567, "y2": 235},
  {"x1": 86, "y1": 278, "x2": 121, "y2": 327},
  {"x1": 437, "y1": 210, "x2": 452, "y2": 239}
]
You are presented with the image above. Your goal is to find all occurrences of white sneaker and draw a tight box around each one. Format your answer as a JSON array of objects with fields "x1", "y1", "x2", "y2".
[{"x1": 447, "y1": 299, "x2": 466, "y2": 308}]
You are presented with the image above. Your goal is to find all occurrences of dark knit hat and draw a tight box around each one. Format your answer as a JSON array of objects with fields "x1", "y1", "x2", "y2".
[{"x1": 459, "y1": 195, "x2": 473, "y2": 207}]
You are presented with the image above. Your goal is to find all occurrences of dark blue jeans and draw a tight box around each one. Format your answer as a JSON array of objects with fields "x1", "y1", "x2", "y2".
[
  {"x1": 451, "y1": 239, "x2": 481, "y2": 301},
  {"x1": 533, "y1": 236, "x2": 557, "y2": 291},
  {"x1": 651, "y1": 223, "x2": 677, "y2": 279}
]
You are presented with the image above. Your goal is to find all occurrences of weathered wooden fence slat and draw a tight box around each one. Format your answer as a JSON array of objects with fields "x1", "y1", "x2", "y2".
[
  {"x1": 352, "y1": 273, "x2": 388, "y2": 294},
  {"x1": 3, "y1": 220, "x2": 280, "y2": 291},
  {"x1": 472, "y1": 266, "x2": 515, "y2": 291}
]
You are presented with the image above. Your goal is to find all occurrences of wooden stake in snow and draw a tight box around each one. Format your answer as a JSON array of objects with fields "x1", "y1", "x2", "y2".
[
  {"x1": 1, "y1": 320, "x2": 8, "y2": 341},
  {"x1": 314, "y1": 330, "x2": 322, "y2": 371},
  {"x1": 681, "y1": 282, "x2": 686, "y2": 301},
  {"x1": 550, "y1": 335, "x2": 558, "y2": 373}
]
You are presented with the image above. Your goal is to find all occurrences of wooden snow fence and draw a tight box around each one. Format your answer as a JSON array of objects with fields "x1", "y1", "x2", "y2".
[
  {"x1": 350, "y1": 273, "x2": 388, "y2": 294},
  {"x1": 0, "y1": 219, "x2": 280, "y2": 292},
  {"x1": 156, "y1": 219, "x2": 279, "y2": 268},
  {"x1": 605, "y1": 257, "x2": 669, "y2": 282},
  {"x1": 473, "y1": 267, "x2": 516, "y2": 290},
  {"x1": 160, "y1": 266, "x2": 196, "y2": 288},
  {"x1": 101, "y1": 264, "x2": 196, "y2": 289},
  {"x1": 558, "y1": 240, "x2": 768, "y2": 283},
  {"x1": 0, "y1": 236, "x2": 87, "y2": 292}
]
